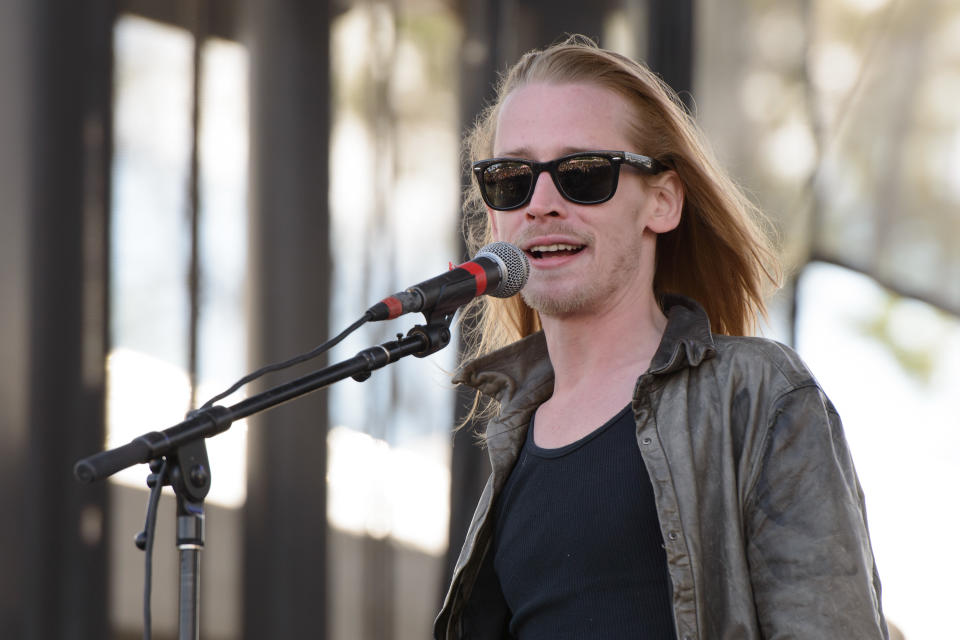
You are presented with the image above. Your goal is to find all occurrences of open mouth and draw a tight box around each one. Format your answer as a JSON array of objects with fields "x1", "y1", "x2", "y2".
[{"x1": 527, "y1": 243, "x2": 585, "y2": 260}]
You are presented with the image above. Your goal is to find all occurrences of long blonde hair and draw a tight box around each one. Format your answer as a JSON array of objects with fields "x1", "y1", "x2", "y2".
[{"x1": 459, "y1": 36, "x2": 781, "y2": 367}]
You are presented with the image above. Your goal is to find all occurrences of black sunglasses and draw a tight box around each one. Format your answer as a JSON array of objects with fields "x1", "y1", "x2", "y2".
[{"x1": 472, "y1": 150, "x2": 667, "y2": 211}]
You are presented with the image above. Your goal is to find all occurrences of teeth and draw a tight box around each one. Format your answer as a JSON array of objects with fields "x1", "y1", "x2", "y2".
[{"x1": 529, "y1": 243, "x2": 580, "y2": 253}]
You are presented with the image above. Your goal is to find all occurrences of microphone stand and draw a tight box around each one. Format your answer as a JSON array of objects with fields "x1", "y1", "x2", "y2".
[{"x1": 74, "y1": 318, "x2": 453, "y2": 640}]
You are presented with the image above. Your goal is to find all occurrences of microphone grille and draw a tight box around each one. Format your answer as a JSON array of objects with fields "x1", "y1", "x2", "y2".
[{"x1": 476, "y1": 241, "x2": 530, "y2": 298}]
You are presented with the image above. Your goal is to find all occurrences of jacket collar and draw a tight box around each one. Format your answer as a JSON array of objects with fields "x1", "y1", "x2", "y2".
[
  {"x1": 648, "y1": 294, "x2": 717, "y2": 374},
  {"x1": 453, "y1": 294, "x2": 717, "y2": 401}
]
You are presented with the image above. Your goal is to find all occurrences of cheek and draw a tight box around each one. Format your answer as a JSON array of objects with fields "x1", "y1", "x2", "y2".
[{"x1": 488, "y1": 209, "x2": 507, "y2": 241}]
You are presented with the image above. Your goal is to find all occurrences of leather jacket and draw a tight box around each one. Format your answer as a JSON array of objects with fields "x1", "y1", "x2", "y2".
[{"x1": 435, "y1": 296, "x2": 888, "y2": 639}]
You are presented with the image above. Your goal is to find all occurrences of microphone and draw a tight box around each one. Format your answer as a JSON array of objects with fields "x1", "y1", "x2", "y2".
[{"x1": 365, "y1": 241, "x2": 530, "y2": 321}]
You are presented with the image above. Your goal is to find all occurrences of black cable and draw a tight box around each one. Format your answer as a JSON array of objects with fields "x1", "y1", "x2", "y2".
[
  {"x1": 141, "y1": 459, "x2": 168, "y2": 640},
  {"x1": 200, "y1": 313, "x2": 371, "y2": 409}
]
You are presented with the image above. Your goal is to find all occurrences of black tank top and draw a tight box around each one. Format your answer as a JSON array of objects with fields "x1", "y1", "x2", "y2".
[{"x1": 492, "y1": 405, "x2": 675, "y2": 639}]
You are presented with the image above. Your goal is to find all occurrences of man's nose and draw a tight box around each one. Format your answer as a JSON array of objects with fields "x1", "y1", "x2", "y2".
[{"x1": 524, "y1": 171, "x2": 565, "y2": 218}]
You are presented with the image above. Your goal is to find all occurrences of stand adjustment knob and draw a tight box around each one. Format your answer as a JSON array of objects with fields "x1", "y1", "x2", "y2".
[{"x1": 189, "y1": 464, "x2": 209, "y2": 489}]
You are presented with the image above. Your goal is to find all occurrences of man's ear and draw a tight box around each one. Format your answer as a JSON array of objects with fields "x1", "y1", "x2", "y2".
[{"x1": 646, "y1": 170, "x2": 683, "y2": 234}]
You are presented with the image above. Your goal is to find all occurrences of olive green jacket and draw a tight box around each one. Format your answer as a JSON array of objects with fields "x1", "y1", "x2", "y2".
[{"x1": 435, "y1": 296, "x2": 887, "y2": 640}]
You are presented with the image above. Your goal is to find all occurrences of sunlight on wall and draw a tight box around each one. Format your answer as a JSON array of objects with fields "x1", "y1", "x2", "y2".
[
  {"x1": 109, "y1": 16, "x2": 250, "y2": 508},
  {"x1": 110, "y1": 16, "x2": 192, "y2": 371},
  {"x1": 327, "y1": 426, "x2": 450, "y2": 555},
  {"x1": 324, "y1": 3, "x2": 460, "y2": 556},
  {"x1": 106, "y1": 349, "x2": 250, "y2": 507},
  {"x1": 763, "y1": 117, "x2": 817, "y2": 180},
  {"x1": 841, "y1": 0, "x2": 892, "y2": 13}
]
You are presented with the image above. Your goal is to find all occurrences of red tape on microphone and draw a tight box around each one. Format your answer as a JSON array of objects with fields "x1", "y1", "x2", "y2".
[
  {"x1": 458, "y1": 261, "x2": 488, "y2": 296},
  {"x1": 383, "y1": 296, "x2": 404, "y2": 319}
]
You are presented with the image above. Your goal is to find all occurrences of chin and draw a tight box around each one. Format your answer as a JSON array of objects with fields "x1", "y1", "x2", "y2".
[{"x1": 520, "y1": 288, "x2": 593, "y2": 317}]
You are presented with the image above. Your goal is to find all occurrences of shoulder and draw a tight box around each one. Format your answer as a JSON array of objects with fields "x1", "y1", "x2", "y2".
[
  {"x1": 703, "y1": 335, "x2": 823, "y2": 400},
  {"x1": 712, "y1": 335, "x2": 817, "y2": 384}
]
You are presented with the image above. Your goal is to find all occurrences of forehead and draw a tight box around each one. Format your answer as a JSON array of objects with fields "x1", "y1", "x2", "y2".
[{"x1": 493, "y1": 82, "x2": 634, "y2": 158}]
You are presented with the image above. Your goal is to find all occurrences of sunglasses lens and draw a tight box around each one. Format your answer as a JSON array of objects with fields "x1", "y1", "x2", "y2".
[
  {"x1": 557, "y1": 155, "x2": 617, "y2": 203},
  {"x1": 480, "y1": 161, "x2": 533, "y2": 210}
]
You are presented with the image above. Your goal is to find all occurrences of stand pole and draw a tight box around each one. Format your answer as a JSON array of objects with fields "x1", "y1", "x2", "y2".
[
  {"x1": 167, "y1": 436, "x2": 211, "y2": 640},
  {"x1": 177, "y1": 497, "x2": 204, "y2": 640}
]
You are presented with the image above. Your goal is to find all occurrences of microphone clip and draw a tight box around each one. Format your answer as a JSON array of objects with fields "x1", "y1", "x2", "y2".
[{"x1": 406, "y1": 319, "x2": 453, "y2": 358}]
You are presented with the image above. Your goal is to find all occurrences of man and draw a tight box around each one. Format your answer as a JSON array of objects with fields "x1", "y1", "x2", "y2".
[{"x1": 436, "y1": 37, "x2": 888, "y2": 639}]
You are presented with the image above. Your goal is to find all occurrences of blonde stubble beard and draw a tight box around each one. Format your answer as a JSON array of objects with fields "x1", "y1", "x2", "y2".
[{"x1": 518, "y1": 236, "x2": 651, "y2": 319}]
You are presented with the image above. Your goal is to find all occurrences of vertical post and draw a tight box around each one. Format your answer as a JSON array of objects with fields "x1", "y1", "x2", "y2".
[
  {"x1": 0, "y1": 0, "x2": 113, "y2": 637},
  {"x1": 242, "y1": 1, "x2": 332, "y2": 637},
  {"x1": 0, "y1": 2, "x2": 33, "y2": 635},
  {"x1": 647, "y1": 0, "x2": 695, "y2": 112}
]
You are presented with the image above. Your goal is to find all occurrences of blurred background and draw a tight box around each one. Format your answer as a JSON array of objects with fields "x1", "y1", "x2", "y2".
[{"x1": 1, "y1": 0, "x2": 957, "y2": 638}]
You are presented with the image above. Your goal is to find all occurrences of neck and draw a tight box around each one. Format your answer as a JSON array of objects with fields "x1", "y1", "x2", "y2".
[{"x1": 540, "y1": 289, "x2": 667, "y2": 398}]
